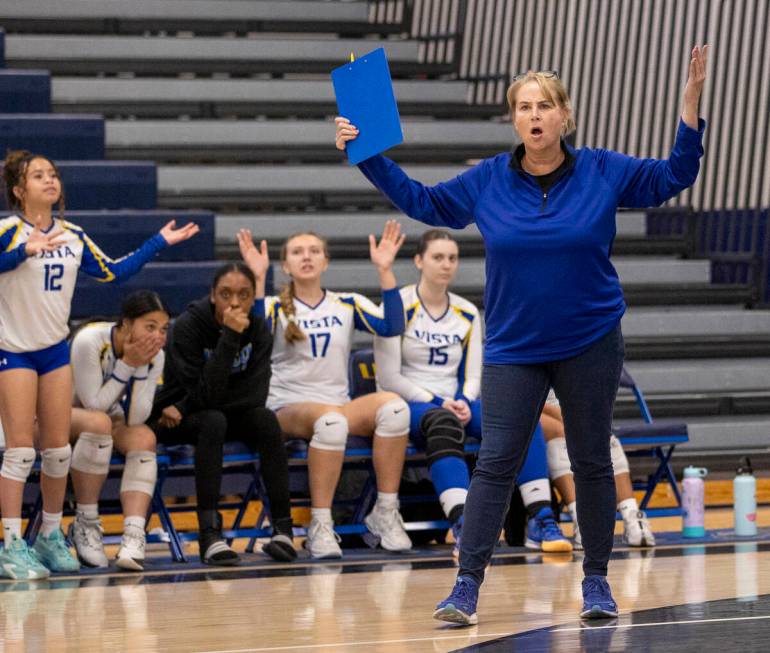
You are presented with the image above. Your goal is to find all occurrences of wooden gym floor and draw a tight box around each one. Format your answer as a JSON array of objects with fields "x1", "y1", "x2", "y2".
[{"x1": 1, "y1": 504, "x2": 770, "y2": 652}]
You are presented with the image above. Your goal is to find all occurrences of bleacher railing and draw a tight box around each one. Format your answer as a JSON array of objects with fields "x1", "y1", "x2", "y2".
[
  {"x1": 650, "y1": 207, "x2": 770, "y2": 305},
  {"x1": 369, "y1": 0, "x2": 468, "y2": 74}
]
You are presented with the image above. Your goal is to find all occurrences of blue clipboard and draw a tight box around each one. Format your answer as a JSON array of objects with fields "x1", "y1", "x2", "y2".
[{"x1": 331, "y1": 47, "x2": 403, "y2": 165}]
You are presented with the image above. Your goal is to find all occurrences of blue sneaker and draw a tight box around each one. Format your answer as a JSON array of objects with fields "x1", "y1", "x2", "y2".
[
  {"x1": 525, "y1": 507, "x2": 573, "y2": 553},
  {"x1": 0, "y1": 534, "x2": 50, "y2": 580},
  {"x1": 580, "y1": 575, "x2": 619, "y2": 618},
  {"x1": 433, "y1": 575, "x2": 479, "y2": 625},
  {"x1": 451, "y1": 515, "x2": 463, "y2": 559},
  {"x1": 32, "y1": 530, "x2": 80, "y2": 573}
]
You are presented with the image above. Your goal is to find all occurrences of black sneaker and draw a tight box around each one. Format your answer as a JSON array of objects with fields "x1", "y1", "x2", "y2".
[{"x1": 198, "y1": 510, "x2": 239, "y2": 566}]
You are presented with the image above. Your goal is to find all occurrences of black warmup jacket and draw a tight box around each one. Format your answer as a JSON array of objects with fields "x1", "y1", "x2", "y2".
[{"x1": 153, "y1": 296, "x2": 272, "y2": 418}]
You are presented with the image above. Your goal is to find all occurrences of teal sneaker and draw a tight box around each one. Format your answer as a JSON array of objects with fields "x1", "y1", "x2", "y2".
[
  {"x1": 32, "y1": 530, "x2": 80, "y2": 573},
  {"x1": 0, "y1": 534, "x2": 51, "y2": 580}
]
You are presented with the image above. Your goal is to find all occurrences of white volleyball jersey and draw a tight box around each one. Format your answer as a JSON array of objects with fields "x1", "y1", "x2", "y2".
[
  {"x1": 71, "y1": 322, "x2": 163, "y2": 425},
  {"x1": 0, "y1": 215, "x2": 165, "y2": 352},
  {"x1": 263, "y1": 289, "x2": 401, "y2": 408},
  {"x1": 374, "y1": 285, "x2": 482, "y2": 404}
]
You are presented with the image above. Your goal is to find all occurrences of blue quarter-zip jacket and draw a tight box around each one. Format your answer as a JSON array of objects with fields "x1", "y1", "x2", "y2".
[{"x1": 358, "y1": 119, "x2": 705, "y2": 364}]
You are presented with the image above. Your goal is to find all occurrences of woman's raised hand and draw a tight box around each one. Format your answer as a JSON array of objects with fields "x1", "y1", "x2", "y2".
[
  {"x1": 24, "y1": 214, "x2": 66, "y2": 256},
  {"x1": 369, "y1": 219, "x2": 406, "y2": 272},
  {"x1": 682, "y1": 45, "x2": 709, "y2": 129},
  {"x1": 237, "y1": 228, "x2": 270, "y2": 280},
  {"x1": 335, "y1": 116, "x2": 359, "y2": 152},
  {"x1": 159, "y1": 220, "x2": 199, "y2": 246}
]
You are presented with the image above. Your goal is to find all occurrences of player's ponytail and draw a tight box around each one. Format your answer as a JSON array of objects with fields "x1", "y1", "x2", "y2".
[{"x1": 279, "y1": 279, "x2": 306, "y2": 344}]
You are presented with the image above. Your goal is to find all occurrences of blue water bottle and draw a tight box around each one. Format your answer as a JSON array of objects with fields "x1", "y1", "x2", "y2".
[{"x1": 734, "y1": 457, "x2": 757, "y2": 536}]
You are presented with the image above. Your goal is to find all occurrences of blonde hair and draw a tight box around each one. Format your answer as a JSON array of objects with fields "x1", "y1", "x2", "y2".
[
  {"x1": 505, "y1": 72, "x2": 576, "y2": 137},
  {"x1": 279, "y1": 232, "x2": 330, "y2": 344}
]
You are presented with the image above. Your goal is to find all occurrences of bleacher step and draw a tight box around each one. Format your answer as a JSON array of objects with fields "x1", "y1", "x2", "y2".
[{"x1": 6, "y1": 34, "x2": 451, "y2": 77}]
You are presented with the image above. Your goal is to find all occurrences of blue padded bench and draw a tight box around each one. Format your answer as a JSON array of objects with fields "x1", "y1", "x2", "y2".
[
  {"x1": 0, "y1": 161, "x2": 157, "y2": 211},
  {"x1": 62, "y1": 210, "x2": 216, "y2": 262},
  {"x1": 73, "y1": 261, "x2": 220, "y2": 318},
  {"x1": 0, "y1": 70, "x2": 51, "y2": 112},
  {"x1": 0, "y1": 114, "x2": 104, "y2": 160}
]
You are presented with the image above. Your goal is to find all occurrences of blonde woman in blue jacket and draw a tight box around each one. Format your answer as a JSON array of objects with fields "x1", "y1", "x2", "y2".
[{"x1": 336, "y1": 46, "x2": 708, "y2": 623}]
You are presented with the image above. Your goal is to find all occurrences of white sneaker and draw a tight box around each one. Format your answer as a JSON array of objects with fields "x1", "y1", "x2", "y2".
[
  {"x1": 69, "y1": 515, "x2": 109, "y2": 568},
  {"x1": 304, "y1": 519, "x2": 342, "y2": 559},
  {"x1": 364, "y1": 505, "x2": 412, "y2": 552},
  {"x1": 623, "y1": 510, "x2": 656, "y2": 547},
  {"x1": 116, "y1": 525, "x2": 146, "y2": 571}
]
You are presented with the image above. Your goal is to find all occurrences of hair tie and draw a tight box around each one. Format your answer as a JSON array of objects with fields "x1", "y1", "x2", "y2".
[{"x1": 287, "y1": 314, "x2": 297, "y2": 324}]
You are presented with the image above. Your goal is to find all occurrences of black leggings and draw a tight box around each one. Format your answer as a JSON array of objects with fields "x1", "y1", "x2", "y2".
[{"x1": 155, "y1": 407, "x2": 291, "y2": 522}]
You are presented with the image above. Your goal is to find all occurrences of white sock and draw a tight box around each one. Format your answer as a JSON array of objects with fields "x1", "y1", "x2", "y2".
[
  {"x1": 124, "y1": 515, "x2": 146, "y2": 532},
  {"x1": 76, "y1": 503, "x2": 99, "y2": 520},
  {"x1": 618, "y1": 497, "x2": 639, "y2": 518},
  {"x1": 311, "y1": 508, "x2": 333, "y2": 523},
  {"x1": 40, "y1": 511, "x2": 63, "y2": 537},
  {"x1": 375, "y1": 492, "x2": 399, "y2": 510},
  {"x1": 567, "y1": 501, "x2": 578, "y2": 522},
  {"x1": 2, "y1": 518, "x2": 22, "y2": 542},
  {"x1": 438, "y1": 488, "x2": 468, "y2": 518},
  {"x1": 519, "y1": 478, "x2": 551, "y2": 507}
]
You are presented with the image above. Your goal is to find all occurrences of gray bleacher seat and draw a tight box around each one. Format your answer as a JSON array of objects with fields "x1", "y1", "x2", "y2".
[
  {"x1": 52, "y1": 78, "x2": 501, "y2": 119},
  {"x1": 0, "y1": 0, "x2": 388, "y2": 36},
  {"x1": 214, "y1": 210, "x2": 648, "y2": 243},
  {"x1": 157, "y1": 163, "x2": 468, "y2": 210},
  {"x1": 106, "y1": 119, "x2": 515, "y2": 163},
  {"x1": 624, "y1": 358, "x2": 770, "y2": 394},
  {"x1": 621, "y1": 308, "x2": 770, "y2": 337},
  {"x1": 5, "y1": 34, "x2": 450, "y2": 76},
  {"x1": 267, "y1": 257, "x2": 709, "y2": 292}
]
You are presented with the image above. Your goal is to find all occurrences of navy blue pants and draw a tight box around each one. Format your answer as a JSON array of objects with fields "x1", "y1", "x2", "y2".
[{"x1": 459, "y1": 324, "x2": 624, "y2": 581}]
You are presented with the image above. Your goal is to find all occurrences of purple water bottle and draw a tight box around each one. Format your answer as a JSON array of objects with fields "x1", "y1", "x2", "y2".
[{"x1": 682, "y1": 466, "x2": 708, "y2": 537}]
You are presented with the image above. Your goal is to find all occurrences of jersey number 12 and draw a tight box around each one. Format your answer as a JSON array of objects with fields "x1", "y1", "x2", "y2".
[{"x1": 44, "y1": 263, "x2": 64, "y2": 291}]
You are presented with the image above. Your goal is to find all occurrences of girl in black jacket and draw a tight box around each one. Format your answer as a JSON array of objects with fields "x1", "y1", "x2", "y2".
[{"x1": 153, "y1": 262, "x2": 295, "y2": 565}]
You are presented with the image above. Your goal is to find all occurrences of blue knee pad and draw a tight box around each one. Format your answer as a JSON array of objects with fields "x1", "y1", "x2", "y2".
[{"x1": 516, "y1": 422, "x2": 548, "y2": 485}]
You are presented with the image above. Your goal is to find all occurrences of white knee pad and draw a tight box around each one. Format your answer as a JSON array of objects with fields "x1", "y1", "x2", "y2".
[
  {"x1": 0, "y1": 447, "x2": 36, "y2": 482},
  {"x1": 121, "y1": 451, "x2": 157, "y2": 497},
  {"x1": 310, "y1": 413, "x2": 348, "y2": 452},
  {"x1": 609, "y1": 435, "x2": 630, "y2": 476},
  {"x1": 71, "y1": 432, "x2": 113, "y2": 475},
  {"x1": 374, "y1": 398, "x2": 409, "y2": 437},
  {"x1": 40, "y1": 444, "x2": 72, "y2": 478},
  {"x1": 546, "y1": 436, "x2": 572, "y2": 479}
]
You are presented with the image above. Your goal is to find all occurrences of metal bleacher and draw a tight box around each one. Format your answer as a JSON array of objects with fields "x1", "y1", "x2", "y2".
[{"x1": 1, "y1": 0, "x2": 769, "y2": 501}]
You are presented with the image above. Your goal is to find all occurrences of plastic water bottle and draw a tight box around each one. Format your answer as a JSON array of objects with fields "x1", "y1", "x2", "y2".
[
  {"x1": 734, "y1": 457, "x2": 757, "y2": 536},
  {"x1": 682, "y1": 466, "x2": 708, "y2": 537}
]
